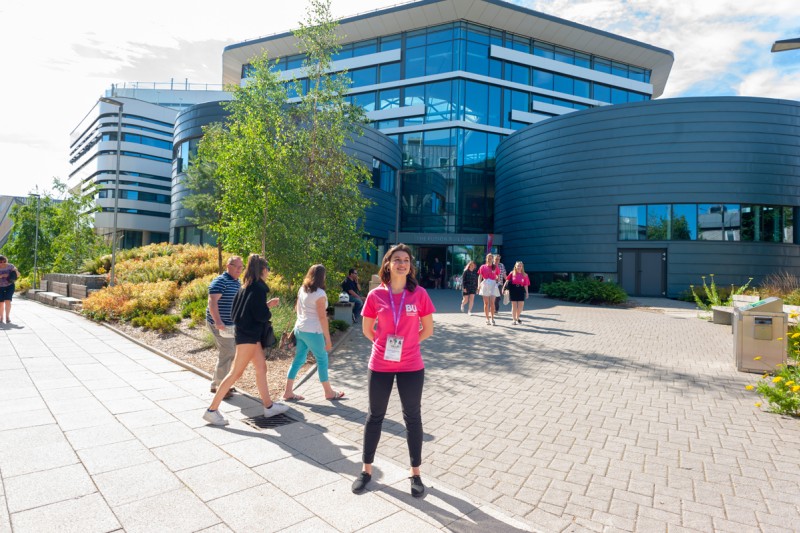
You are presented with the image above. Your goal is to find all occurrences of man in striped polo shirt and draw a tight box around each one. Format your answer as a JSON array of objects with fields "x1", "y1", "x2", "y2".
[{"x1": 206, "y1": 256, "x2": 244, "y2": 397}]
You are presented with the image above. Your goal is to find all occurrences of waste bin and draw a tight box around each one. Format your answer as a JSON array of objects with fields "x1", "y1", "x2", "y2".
[
  {"x1": 733, "y1": 297, "x2": 787, "y2": 373},
  {"x1": 333, "y1": 302, "x2": 353, "y2": 323}
]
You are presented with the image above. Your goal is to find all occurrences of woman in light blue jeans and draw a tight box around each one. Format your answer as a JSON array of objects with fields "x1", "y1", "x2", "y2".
[{"x1": 284, "y1": 264, "x2": 346, "y2": 401}]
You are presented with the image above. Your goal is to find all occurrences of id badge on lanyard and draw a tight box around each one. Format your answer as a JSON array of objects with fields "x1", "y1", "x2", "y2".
[{"x1": 384, "y1": 290, "x2": 406, "y2": 362}]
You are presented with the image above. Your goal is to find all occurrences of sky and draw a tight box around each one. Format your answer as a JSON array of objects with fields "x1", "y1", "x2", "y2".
[{"x1": 0, "y1": 0, "x2": 798, "y2": 198}]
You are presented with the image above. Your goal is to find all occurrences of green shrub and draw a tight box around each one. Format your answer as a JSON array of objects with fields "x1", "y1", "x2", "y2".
[
  {"x1": 130, "y1": 313, "x2": 181, "y2": 333},
  {"x1": 180, "y1": 298, "x2": 207, "y2": 326},
  {"x1": 540, "y1": 279, "x2": 627, "y2": 304},
  {"x1": 783, "y1": 288, "x2": 800, "y2": 306},
  {"x1": 329, "y1": 319, "x2": 350, "y2": 333},
  {"x1": 689, "y1": 274, "x2": 753, "y2": 310},
  {"x1": 745, "y1": 322, "x2": 800, "y2": 416},
  {"x1": 14, "y1": 276, "x2": 31, "y2": 294}
]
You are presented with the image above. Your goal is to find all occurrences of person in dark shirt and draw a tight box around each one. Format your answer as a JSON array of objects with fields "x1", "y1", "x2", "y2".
[
  {"x1": 432, "y1": 257, "x2": 444, "y2": 289},
  {"x1": 203, "y1": 254, "x2": 289, "y2": 426},
  {"x1": 342, "y1": 268, "x2": 363, "y2": 322},
  {"x1": 206, "y1": 256, "x2": 243, "y2": 398},
  {"x1": 0, "y1": 255, "x2": 20, "y2": 324}
]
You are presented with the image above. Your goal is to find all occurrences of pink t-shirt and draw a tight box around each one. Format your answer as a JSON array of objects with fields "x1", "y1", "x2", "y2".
[
  {"x1": 362, "y1": 285, "x2": 436, "y2": 372},
  {"x1": 478, "y1": 264, "x2": 497, "y2": 280},
  {"x1": 507, "y1": 273, "x2": 530, "y2": 286}
]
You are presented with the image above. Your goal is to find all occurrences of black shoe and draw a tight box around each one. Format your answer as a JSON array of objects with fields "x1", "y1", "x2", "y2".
[
  {"x1": 410, "y1": 475, "x2": 425, "y2": 498},
  {"x1": 352, "y1": 472, "x2": 371, "y2": 494}
]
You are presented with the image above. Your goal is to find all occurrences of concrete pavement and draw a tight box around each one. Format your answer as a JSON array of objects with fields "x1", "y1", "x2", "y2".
[
  {"x1": 0, "y1": 298, "x2": 531, "y2": 533},
  {"x1": 2, "y1": 291, "x2": 799, "y2": 532}
]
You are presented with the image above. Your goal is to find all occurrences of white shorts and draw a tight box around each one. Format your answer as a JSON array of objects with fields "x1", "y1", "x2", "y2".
[{"x1": 478, "y1": 279, "x2": 499, "y2": 297}]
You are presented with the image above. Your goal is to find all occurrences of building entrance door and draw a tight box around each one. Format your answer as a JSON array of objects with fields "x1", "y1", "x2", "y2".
[
  {"x1": 417, "y1": 246, "x2": 448, "y2": 289},
  {"x1": 618, "y1": 249, "x2": 666, "y2": 296}
]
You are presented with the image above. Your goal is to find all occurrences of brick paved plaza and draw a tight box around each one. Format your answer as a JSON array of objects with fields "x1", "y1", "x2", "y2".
[{"x1": 1, "y1": 293, "x2": 798, "y2": 532}]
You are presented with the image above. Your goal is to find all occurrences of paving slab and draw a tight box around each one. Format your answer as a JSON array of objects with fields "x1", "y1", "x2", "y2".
[{"x1": 8, "y1": 293, "x2": 796, "y2": 532}]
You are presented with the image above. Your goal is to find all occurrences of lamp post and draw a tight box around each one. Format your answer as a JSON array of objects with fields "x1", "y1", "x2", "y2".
[
  {"x1": 771, "y1": 38, "x2": 800, "y2": 53},
  {"x1": 99, "y1": 97, "x2": 123, "y2": 286},
  {"x1": 31, "y1": 193, "x2": 40, "y2": 290}
]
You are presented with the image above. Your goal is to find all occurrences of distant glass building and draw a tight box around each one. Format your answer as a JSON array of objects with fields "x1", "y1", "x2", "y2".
[{"x1": 221, "y1": 0, "x2": 673, "y2": 282}]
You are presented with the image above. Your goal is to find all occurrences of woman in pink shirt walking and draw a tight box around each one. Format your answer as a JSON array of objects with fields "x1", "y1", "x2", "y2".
[
  {"x1": 477, "y1": 253, "x2": 499, "y2": 325},
  {"x1": 351, "y1": 244, "x2": 435, "y2": 498}
]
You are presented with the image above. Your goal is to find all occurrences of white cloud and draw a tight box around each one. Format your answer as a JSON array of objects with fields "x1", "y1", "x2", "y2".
[
  {"x1": 0, "y1": 0, "x2": 798, "y2": 198},
  {"x1": 521, "y1": 0, "x2": 800, "y2": 98}
]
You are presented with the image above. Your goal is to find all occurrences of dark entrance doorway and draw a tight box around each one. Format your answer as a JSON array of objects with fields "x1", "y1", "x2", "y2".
[
  {"x1": 618, "y1": 249, "x2": 666, "y2": 296},
  {"x1": 417, "y1": 246, "x2": 447, "y2": 289}
]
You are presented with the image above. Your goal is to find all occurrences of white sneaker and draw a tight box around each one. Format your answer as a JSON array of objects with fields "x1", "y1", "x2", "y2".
[
  {"x1": 264, "y1": 402, "x2": 289, "y2": 417},
  {"x1": 468, "y1": 311, "x2": 472, "y2": 316},
  {"x1": 460, "y1": 304, "x2": 465, "y2": 312},
  {"x1": 203, "y1": 409, "x2": 228, "y2": 426}
]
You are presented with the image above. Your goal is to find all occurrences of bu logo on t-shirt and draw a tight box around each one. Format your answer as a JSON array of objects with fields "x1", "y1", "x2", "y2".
[{"x1": 405, "y1": 304, "x2": 418, "y2": 316}]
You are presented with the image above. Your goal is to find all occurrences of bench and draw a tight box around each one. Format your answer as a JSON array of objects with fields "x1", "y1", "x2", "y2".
[
  {"x1": 54, "y1": 297, "x2": 82, "y2": 310},
  {"x1": 710, "y1": 295, "x2": 762, "y2": 325},
  {"x1": 50, "y1": 281, "x2": 69, "y2": 297},
  {"x1": 70, "y1": 284, "x2": 89, "y2": 299}
]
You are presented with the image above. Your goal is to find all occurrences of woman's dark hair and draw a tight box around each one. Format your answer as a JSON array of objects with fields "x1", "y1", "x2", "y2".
[
  {"x1": 379, "y1": 243, "x2": 418, "y2": 291},
  {"x1": 242, "y1": 253, "x2": 269, "y2": 288},
  {"x1": 0, "y1": 255, "x2": 6, "y2": 263},
  {"x1": 302, "y1": 264, "x2": 326, "y2": 293}
]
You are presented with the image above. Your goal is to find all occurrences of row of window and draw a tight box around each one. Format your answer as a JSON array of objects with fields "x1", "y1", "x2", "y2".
[
  {"x1": 267, "y1": 21, "x2": 649, "y2": 83},
  {"x1": 96, "y1": 150, "x2": 172, "y2": 164},
  {"x1": 95, "y1": 179, "x2": 171, "y2": 192},
  {"x1": 372, "y1": 159, "x2": 395, "y2": 193},
  {"x1": 102, "y1": 132, "x2": 173, "y2": 151},
  {"x1": 394, "y1": 128, "x2": 501, "y2": 169},
  {"x1": 102, "y1": 121, "x2": 172, "y2": 137},
  {"x1": 619, "y1": 204, "x2": 795, "y2": 243},
  {"x1": 345, "y1": 80, "x2": 571, "y2": 131},
  {"x1": 98, "y1": 189, "x2": 170, "y2": 204},
  {"x1": 121, "y1": 113, "x2": 173, "y2": 129},
  {"x1": 101, "y1": 207, "x2": 170, "y2": 218}
]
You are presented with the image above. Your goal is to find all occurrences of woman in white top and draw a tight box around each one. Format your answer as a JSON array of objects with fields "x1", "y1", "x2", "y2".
[{"x1": 283, "y1": 264, "x2": 346, "y2": 401}]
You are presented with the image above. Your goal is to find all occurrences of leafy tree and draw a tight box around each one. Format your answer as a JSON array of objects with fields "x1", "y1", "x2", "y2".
[
  {"x1": 183, "y1": 159, "x2": 224, "y2": 273},
  {"x1": 2, "y1": 192, "x2": 57, "y2": 279},
  {"x1": 51, "y1": 180, "x2": 109, "y2": 274},
  {"x1": 1, "y1": 179, "x2": 109, "y2": 282},
  {"x1": 193, "y1": 0, "x2": 373, "y2": 286}
]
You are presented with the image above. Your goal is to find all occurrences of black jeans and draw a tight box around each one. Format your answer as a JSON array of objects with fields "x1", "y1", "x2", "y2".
[{"x1": 362, "y1": 368, "x2": 425, "y2": 467}]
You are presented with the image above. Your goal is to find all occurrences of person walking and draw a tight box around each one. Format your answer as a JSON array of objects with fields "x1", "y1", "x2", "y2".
[
  {"x1": 432, "y1": 257, "x2": 443, "y2": 289},
  {"x1": 342, "y1": 268, "x2": 363, "y2": 323},
  {"x1": 493, "y1": 254, "x2": 507, "y2": 314},
  {"x1": 477, "y1": 253, "x2": 499, "y2": 325},
  {"x1": 203, "y1": 254, "x2": 288, "y2": 425},
  {"x1": 460, "y1": 261, "x2": 478, "y2": 315},
  {"x1": 283, "y1": 264, "x2": 346, "y2": 402},
  {"x1": 505, "y1": 261, "x2": 531, "y2": 325},
  {"x1": 0, "y1": 255, "x2": 20, "y2": 324},
  {"x1": 206, "y1": 256, "x2": 244, "y2": 399},
  {"x1": 351, "y1": 244, "x2": 435, "y2": 498}
]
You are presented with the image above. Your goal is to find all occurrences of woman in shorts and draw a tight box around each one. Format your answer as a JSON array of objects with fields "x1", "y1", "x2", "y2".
[
  {"x1": 460, "y1": 261, "x2": 478, "y2": 315},
  {"x1": 477, "y1": 253, "x2": 499, "y2": 325},
  {"x1": 505, "y1": 261, "x2": 531, "y2": 325},
  {"x1": 0, "y1": 255, "x2": 20, "y2": 324}
]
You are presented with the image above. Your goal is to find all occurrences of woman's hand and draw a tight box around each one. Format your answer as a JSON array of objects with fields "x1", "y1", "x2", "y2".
[{"x1": 267, "y1": 297, "x2": 280, "y2": 308}]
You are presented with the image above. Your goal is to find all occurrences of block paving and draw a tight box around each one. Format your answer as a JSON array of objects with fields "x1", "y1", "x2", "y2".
[{"x1": 1, "y1": 292, "x2": 798, "y2": 532}]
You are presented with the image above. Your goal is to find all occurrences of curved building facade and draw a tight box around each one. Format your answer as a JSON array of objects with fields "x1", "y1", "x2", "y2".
[
  {"x1": 171, "y1": 101, "x2": 401, "y2": 258},
  {"x1": 495, "y1": 96, "x2": 800, "y2": 297}
]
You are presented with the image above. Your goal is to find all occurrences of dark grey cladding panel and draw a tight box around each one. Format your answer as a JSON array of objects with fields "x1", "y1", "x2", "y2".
[
  {"x1": 174, "y1": 101, "x2": 231, "y2": 142},
  {"x1": 495, "y1": 96, "x2": 800, "y2": 297}
]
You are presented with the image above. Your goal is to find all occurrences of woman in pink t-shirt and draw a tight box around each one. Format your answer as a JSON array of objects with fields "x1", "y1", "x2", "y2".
[
  {"x1": 477, "y1": 253, "x2": 499, "y2": 325},
  {"x1": 505, "y1": 261, "x2": 531, "y2": 325},
  {"x1": 351, "y1": 244, "x2": 435, "y2": 498}
]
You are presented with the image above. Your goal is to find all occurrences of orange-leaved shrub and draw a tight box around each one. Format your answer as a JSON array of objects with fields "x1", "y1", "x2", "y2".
[{"x1": 82, "y1": 281, "x2": 179, "y2": 321}]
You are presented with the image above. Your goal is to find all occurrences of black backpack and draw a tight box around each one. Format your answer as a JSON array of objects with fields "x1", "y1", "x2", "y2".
[{"x1": 7, "y1": 269, "x2": 17, "y2": 283}]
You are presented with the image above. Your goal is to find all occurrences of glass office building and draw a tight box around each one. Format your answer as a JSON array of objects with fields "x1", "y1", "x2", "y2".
[{"x1": 222, "y1": 0, "x2": 673, "y2": 282}]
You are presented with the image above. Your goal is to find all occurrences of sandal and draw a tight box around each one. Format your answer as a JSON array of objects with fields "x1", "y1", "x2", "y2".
[
  {"x1": 325, "y1": 391, "x2": 346, "y2": 400},
  {"x1": 283, "y1": 393, "x2": 305, "y2": 401}
]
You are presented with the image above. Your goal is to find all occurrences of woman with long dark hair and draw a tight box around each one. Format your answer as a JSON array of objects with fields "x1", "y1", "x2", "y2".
[
  {"x1": 477, "y1": 253, "x2": 499, "y2": 325},
  {"x1": 351, "y1": 244, "x2": 435, "y2": 498},
  {"x1": 203, "y1": 254, "x2": 288, "y2": 425},
  {"x1": 460, "y1": 260, "x2": 478, "y2": 315},
  {"x1": 283, "y1": 264, "x2": 345, "y2": 401}
]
